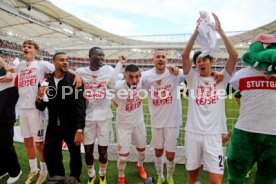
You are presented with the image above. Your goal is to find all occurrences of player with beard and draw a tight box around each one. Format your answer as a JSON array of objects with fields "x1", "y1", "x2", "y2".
[
  {"x1": 35, "y1": 52, "x2": 86, "y2": 182},
  {"x1": 114, "y1": 64, "x2": 148, "y2": 184},
  {"x1": 141, "y1": 49, "x2": 186, "y2": 184}
]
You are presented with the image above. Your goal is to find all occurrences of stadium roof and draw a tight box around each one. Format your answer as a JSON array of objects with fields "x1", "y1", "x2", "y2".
[{"x1": 0, "y1": 0, "x2": 275, "y2": 59}]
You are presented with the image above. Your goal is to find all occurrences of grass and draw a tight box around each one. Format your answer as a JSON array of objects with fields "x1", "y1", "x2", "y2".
[{"x1": 0, "y1": 143, "x2": 258, "y2": 184}]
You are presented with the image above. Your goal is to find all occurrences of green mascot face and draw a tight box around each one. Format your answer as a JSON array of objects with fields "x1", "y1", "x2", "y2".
[{"x1": 242, "y1": 34, "x2": 276, "y2": 74}]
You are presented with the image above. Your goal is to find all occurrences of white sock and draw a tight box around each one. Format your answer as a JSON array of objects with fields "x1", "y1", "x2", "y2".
[
  {"x1": 166, "y1": 159, "x2": 175, "y2": 179},
  {"x1": 40, "y1": 162, "x2": 47, "y2": 175},
  {"x1": 99, "y1": 163, "x2": 107, "y2": 177},
  {"x1": 29, "y1": 159, "x2": 38, "y2": 172},
  {"x1": 87, "y1": 165, "x2": 96, "y2": 178},
  {"x1": 155, "y1": 156, "x2": 164, "y2": 179},
  {"x1": 137, "y1": 151, "x2": 145, "y2": 166},
  {"x1": 117, "y1": 159, "x2": 126, "y2": 177}
]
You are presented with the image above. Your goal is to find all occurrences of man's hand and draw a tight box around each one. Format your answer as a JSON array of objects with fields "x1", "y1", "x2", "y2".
[
  {"x1": 118, "y1": 55, "x2": 126, "y2": 64},
  {"x1": 222, "y1": 132, "x2": 231, "y2": 144},
  {"x1": 36, "y1": 86, "x2": 48, "y2": 103},
  {"x1": 73, "y1": 73, "x2": 82, "y2": 88},
  {"x1": 74, "y1": 132, "x2": 83, "y2": 146},
  {"x1": 168, "y1": 65, "x2": 179, "y2": 76},
  {"x1": 0, "y1": 72, "x2": 13, "y2": 83},
  {"x1": 0, "y1": 77, "x2": 12, "y2": 83},
  {"x1": 37, "y1": 86, "x2": 48, "y2": 98},
  {"x1": 212, "y1": 12, "x2": 222, "y2": 32},
  {"x1": 212, "y1": 71, "x2": 224, "y2": 84}
]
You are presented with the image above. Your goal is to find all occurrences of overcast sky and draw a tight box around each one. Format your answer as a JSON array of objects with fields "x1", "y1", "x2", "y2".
[{"x1": 49, "y1": 0, "x2": 276, "y2": 37}]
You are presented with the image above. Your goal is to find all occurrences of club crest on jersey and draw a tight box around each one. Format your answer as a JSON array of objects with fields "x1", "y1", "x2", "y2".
[
  {"x1": 156, "y1": 80, "x2": 162, "y2": 85},
  {"x1": 91, "y1": 75, "x2": 97, "y2": 80},
  {"x1": 203, "y1": 80, "x2": 210, "y2": 85}
]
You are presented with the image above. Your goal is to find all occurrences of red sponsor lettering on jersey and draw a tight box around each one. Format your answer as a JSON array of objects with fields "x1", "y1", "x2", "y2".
[
  {"x1": 19, "y1": 78, "x2": 36, "y2": 87},
  {"x1": 19, "y1": 67, "x2": 37, "y2": 87},
  {"x1": 152, "y1": 84, "x2": 173, "y2": 106},
  {"x1": 239, "y1": 76, "x2": 276, "y2": 91},
  {"x1": 84, "y1": 81, "x2": 107, "y2": 100},
  {"x1": 195, "y1": 84, "x2": 218, "y2": 105},
  {"x1": 125, "y1": 91, "x2": 142, "y2": 112}
]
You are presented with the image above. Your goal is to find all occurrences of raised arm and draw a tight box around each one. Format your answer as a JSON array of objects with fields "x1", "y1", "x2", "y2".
[
  {"x1": 212, "y1": 13, "x2": 238, "y2": 75},
  {"x1": 107, "y1": 55, "x2": 125, "y2": 89},
  {"x1": 182, "y1": 29, "x2": 198, "y2": 75}
]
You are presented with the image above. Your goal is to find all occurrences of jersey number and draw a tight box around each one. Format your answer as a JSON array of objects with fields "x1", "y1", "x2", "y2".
[
  {"x1": 37, "y1": 129, "x2": 44, "y2": 138},
  {"x1": 218, "y1": 155, "x2": 223, "y2": 167}
]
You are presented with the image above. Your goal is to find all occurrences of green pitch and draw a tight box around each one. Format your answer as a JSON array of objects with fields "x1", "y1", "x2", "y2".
[{"x1": 2, "y1": 142, "x2": 257, "y2": 184}]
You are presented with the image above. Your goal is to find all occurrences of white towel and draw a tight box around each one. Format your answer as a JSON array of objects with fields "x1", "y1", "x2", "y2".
[{"x1": 196, "y1": 11, "x2": 219, "y2": 56}]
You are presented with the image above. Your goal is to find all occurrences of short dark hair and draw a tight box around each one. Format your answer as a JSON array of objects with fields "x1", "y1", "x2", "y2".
[
  {"x1": 192, "y1": 51, "x2": 213, "y2": 65},
  {"x1": 125, "y1": 64, "x2": 139, "y2": 72},
  {"x1": 53, "y1": 52, "x2": 66, "y2": 61},
  {"x1": 89, "y1": 47, "x2": 102, "y2": 57}
]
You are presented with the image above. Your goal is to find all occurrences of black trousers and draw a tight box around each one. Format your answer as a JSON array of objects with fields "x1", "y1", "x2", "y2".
[
  {"x1": 43, "y1": 125, "x2": 82, "y2": 181},
  {"x1": 0, "y1": 125, "x2": 21, "y2": 177}
]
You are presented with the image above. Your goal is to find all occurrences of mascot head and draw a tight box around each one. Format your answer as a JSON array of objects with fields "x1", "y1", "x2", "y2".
[{"x1": 242, "y1": 34, "x2": 276, "y2": 74}]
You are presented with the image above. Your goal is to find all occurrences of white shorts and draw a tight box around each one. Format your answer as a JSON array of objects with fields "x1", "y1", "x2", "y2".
[
  {"x1": 19, "y1": 108, "x2": 46, "y2": 142},
  {"x1": 83, "y1": 119, "x2": 112, "y2": 146},
  {"x1": 116, "y1": 123, "x2": 147, "y2": 154},
  {"x1": 151, "y1": 127, "x2": 180, "y2": 152},
  {"x1": 184, "y1": 132, "x2": 224, "y2": 174}
]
